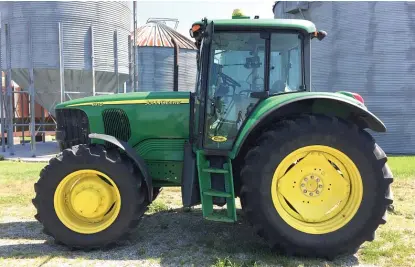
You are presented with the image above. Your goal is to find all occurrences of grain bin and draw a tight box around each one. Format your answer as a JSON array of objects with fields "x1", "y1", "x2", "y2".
[
  {"x1": 133, "y1": 21, "x2": 197, "y2": 92},
  {"x1": 274, "y1": 1, "x2": 415, "y2": 154},
  {"x1": 0, "y1": 1, "x2": 132, "y2": 116}
]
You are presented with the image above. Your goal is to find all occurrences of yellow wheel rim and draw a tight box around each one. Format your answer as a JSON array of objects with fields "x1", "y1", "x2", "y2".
[
  {"x1": 54, "y1": 170, "x2": 121, "y2": 234},
  {"x1": 271, "y1": 145, "x2": 363, "y2": 234}
]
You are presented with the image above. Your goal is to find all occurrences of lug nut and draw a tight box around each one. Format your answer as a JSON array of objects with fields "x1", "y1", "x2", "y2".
[
  {"x1": 311, "y1": 176, "x2": 314, "y2": 179},
  {"x1": 303, "y1": 190, "x2": 307, "y2": 193},
  {"x1": 316, "y1": 178, "x2": 320, "y2": 182},
  {"x1": 309, "y1": 193, "x2": 313, "y2": 196},
  {"x1": 301, "y1": 183, "x2": 305, "y2": 187},
  {"x1": 304, "y1": 178, "x2": 308, "y2": 181},
  {"x1": 319, "y1": 185, "x2": 323, "y2": 188},
  {"x1": 316, "y1": 190, "x2": 319, "y2": 194}
]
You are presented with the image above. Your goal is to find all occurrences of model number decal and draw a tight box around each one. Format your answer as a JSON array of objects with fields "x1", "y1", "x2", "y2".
[{"x1": 91, "y1": 102, "x2": 104, "y2": 106}]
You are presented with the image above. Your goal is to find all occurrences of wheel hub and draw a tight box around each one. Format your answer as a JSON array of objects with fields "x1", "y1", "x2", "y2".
[
  {"x1": 72, "y1": 189, "x2": 100, "y2": 217},
  {"x1": 271, "y1": 146, "x2": 363, "y2": 234},
  {"x1": 301, "y1": 175, "x2": 323, "y2": 197},
  {"x1": 54, "y1": 170, "x2": 121, "y2": 234},
  {"x1": 70, "y1": 180, "x2": 115, "y2": 220}
]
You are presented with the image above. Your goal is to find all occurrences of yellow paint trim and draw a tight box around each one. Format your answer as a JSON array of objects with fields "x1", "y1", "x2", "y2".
[
  {"x1": 271, "y1": 145, "x2": 363, "y2": 234},
  {"x1": 67, "y1": 98, "x2": 190, "y2": 107},
  {"x1": 54, "y1": 169, "x2": 121, "y2": 234}
]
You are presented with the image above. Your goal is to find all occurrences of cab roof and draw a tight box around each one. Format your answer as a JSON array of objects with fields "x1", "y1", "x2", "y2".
[{"x1": 192, "y1": 18, "x2": 317, "y2": 34}]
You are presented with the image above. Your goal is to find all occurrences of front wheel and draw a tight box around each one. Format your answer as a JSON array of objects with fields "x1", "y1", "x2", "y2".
[
  {"x1": 239, "y1": 115, "x2": 393, "y2": 259},
  {"x1": 32, "y1": 144, "x2": 149, "y2": 250}
]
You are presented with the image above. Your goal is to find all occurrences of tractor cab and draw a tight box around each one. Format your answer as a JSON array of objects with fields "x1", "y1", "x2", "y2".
[{"x1": 189, "y1": 16, "x2": 326, "y2": 150}]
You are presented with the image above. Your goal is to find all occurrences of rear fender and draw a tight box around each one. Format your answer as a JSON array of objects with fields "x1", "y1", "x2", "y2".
[
  {"x1": 88, "y1": 133, "x2": 153, "y2": 201},
  {"x1": 230, "y1": 94, "x2": 386, "y2": 159}
]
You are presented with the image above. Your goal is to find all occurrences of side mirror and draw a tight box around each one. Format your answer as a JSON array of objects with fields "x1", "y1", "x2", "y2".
[{"x1": 317, "y1": 30, "x2": 327, "y2": 41}]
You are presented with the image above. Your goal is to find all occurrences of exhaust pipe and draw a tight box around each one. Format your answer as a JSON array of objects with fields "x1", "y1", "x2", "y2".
[{"x1": 171, "y1": 37, "x2": 179, "y2": 92}]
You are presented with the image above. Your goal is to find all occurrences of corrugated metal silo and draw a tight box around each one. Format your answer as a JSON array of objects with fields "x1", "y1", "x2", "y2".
[
  {"x1": 134, "y1": 21, "x2": 197, "y2": 92},
  {"x1": 0, "y1": 1, "x2": 132, "y2": 115},
  {"x1": 274, "y1": 1, "x2": 415, "y2": 154}
]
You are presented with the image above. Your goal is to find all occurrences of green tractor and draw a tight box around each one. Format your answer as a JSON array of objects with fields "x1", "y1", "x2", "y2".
[{"x1": 32, "y1": 17, "x2": 393, "y2": 259}]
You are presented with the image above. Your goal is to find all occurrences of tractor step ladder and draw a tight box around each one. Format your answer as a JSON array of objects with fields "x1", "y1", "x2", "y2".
[{"x1": 196, "y1": 150, "x2": 237, "y2": 222}]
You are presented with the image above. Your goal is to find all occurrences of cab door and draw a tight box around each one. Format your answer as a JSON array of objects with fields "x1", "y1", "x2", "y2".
[
  {"x1": 192, "y1": 21, "x2": 214, "y2": 148},
  {"x1": 202, "y1": 31, "x2": 267, "y2": 150}
]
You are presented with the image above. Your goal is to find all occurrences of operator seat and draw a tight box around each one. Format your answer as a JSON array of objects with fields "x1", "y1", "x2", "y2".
[{"x1": 270, "y1": 80, "x2": 286, "y2": 94}]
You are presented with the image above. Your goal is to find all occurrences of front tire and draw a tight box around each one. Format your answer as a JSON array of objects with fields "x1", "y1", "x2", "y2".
[
  {"x1": 32, "y1": 144, "x2": 149, "y2": 250},
  {"x1": 239, "y1": 115, "x2": 393, "y2": 259}
]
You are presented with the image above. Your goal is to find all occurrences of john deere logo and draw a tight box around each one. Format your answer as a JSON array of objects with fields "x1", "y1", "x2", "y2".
[
  {"x1": 211, "y1": 136, "x2": 227, "y2": 142},
  {"x1": 145, "y1": 100, "x2": 182, "y2": 105}
]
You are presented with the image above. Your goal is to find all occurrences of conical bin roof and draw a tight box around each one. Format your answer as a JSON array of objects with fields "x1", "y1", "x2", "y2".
[{"x1": 133, "y1": 21, "x2": 196, "y2": 49}]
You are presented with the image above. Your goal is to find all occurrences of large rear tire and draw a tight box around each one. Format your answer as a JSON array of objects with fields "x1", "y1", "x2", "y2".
[
  {"x1": 239, "y1": 115, "x2": 393, "y2": 259},
  {"x1": 32, "y1": 144, "x2": 149, "y2": 250}
]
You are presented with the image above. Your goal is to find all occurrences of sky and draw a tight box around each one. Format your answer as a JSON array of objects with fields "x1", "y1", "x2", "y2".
[{"x1": 135, "y1": 0, "x2": 276, "y2": 38}]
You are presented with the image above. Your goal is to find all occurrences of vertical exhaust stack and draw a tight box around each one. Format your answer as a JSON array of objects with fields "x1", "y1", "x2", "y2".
[{"x1": 171, "y1": 37, "x2": 179, "y2": 92}]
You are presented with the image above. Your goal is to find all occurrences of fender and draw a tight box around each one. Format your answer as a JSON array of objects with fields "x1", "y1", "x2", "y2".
[
  {"x1": 88, "y1": 133, "x2": 153, "y2": 201},
  {"x1": 230, "y1": 92, "x2": 386, "y2": 159}
]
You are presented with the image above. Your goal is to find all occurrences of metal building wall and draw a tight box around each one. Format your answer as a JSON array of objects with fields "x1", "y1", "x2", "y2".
[
  {"x1": 274, "y1": 1, "x2": 415, "y2": 154},
  {"x1": 0, "y1": 1, "x2": 132, "y2": 114},
  {"x1": 136, "y1": 47, "x2": 197, "y2": 92}
]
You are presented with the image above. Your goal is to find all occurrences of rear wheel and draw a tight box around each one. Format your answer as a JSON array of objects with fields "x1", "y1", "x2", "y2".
[
  {"x1": 33, "y1": 144, "x2": 149, "y2": 250},
  {"x1": 239, "y1": 115, "x2": 393, "y2": 259}
]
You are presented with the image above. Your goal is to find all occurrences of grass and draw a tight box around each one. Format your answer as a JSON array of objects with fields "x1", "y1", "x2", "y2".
[
  {"x1": 0, "y1": 156, "x2": 414, "y2": 267},
  {"x1": 388, "y1": 156, "x2": 414, "y2": 178},
  {"x1": 212, "y1": 257, "x2": 259, "y2": 267},
  {"x1": 147, "y1": 200, "x2": 171, "y2": 213},
  {"x1": 0, "y1": 162, "x2": 45, "y2": 206}
]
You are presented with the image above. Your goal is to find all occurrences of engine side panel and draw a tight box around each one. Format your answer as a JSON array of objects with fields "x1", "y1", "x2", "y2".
[
  {"x1": 134, "y1": 138, "x2": 186, "y2": 186},
  {"x1": 58, "y1": 91, "x2": 191, "y2": 147},
  {"x1": 55, "y1": 92, "x2": 191, "y2": 186}
]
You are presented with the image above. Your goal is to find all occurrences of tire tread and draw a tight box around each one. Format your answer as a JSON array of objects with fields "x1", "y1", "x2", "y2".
[
  {"x1": 32, "y1": 144, "x2": 149, "y2": 251},
  {"x1": 239, "y1": 114, "x2": 394, "y2": 259}
]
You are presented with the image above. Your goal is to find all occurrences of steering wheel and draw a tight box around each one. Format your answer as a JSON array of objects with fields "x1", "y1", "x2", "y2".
[
  {"x1": 219, "y1": 72, "x2": 241, "y2": 88},
  {"x1": 209, "y1": 71, "x2": 242, "y2": 119}
]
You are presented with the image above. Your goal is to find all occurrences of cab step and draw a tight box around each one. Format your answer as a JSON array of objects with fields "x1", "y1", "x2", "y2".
[
  {"x1": 202, "y1": 168, "x2": 229, "y2": 174},
  {"x1": 203, "y1": 189, "x2": 232, "y2": 198},
  {"x1": 196, "y1": 150, "x2": 237, "y2": 223}
]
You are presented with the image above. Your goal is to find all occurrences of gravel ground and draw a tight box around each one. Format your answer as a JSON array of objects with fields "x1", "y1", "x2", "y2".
[
  {"x1": 2, "y1": 173, "x2": 414, "y2": 267},
  {"x1": 2, "y1": 158, "x2": 414, "y2": 267}
]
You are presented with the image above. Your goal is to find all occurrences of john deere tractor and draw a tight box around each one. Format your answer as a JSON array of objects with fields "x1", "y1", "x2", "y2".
[{"x1": 32, "y1": 16, "x2": 393, "y2": 259}]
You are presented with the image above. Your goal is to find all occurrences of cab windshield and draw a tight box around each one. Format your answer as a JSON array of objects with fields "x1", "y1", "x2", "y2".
[
  {"x1": 203, "y1": 31, "x2": 304, "y2": 149},
  {"x1": 209, "y1": 31, "x2": 304, "y2": 95}
]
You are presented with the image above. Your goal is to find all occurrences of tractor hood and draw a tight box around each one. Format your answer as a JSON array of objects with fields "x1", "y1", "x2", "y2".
[{"x1": 55, "y1": 91, "x2": 191, "y2": 109}]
